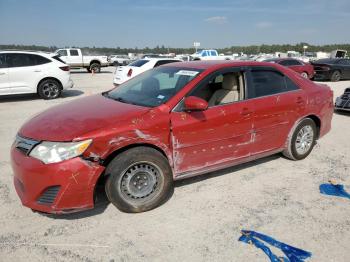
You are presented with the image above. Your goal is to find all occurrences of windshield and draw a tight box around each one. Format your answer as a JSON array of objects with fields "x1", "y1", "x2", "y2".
[{"x1": 106, "y1": 66, "x2": 203, "y2": 107}]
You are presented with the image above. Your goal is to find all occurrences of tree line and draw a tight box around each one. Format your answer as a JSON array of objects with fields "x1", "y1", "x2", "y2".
[{"x1": 1, "y1": 43, "x2": 350, "y2": 55}]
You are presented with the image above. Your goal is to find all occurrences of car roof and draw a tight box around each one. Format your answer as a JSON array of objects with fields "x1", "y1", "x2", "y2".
[
  {"x1": 0, "y1": 50, "x2": 55, "y2": 58},
  {"x1": 144, "y1": 57, "x2": 181, "y2": 61},
  {"x1": 162, "y1": 60, "x2": 283, "y2": 70}
]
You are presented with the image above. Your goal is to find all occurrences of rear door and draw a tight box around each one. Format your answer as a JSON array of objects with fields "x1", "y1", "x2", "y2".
[
  {"x1": 0, "y1": 54, "x2": 10, "y2": 94},
  {"x1": 170, "y1": 68, "x2": 255, "y2": 175},
  {"x1": 7, "y1": 53, "x2": 49, "y2": 94},
  {"x1": 246, "y1": 67, "x2": 306, "y2": 155}
]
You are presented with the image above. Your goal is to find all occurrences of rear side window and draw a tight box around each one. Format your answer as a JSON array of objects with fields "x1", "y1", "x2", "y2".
[
  {"x1": 288, "y1": 60, "x2": 303, "y2": 66},
  {"x1": 0, "y1": 54, "x2": 6, "y2": 68},
  {"x1": 154, "y1": 60, "x2": 179, "y2": 67},
  {"x1": 69, "y1": 49, "x2": 79, "y2": 56},
  {"x1": 250, "y1": 70, "x2": 299, "y2": 98},
  {"x1": 6, "y1": 53, "x2": 51, "y2": 68},
  {"x1": 129, "y1": 60, "x2": 149, "y2": 67},
  {"x1": 52, "y1": 55, "x2": 66, "y2": 64}
]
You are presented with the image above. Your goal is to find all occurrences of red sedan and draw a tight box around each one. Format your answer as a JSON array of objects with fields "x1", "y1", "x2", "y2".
[
  {"x1": 11, "y1": 61, "x2": 333, "y2": 214},
  {"x1": 265, "y1": 58, "x2": 315, "y2": 79}
]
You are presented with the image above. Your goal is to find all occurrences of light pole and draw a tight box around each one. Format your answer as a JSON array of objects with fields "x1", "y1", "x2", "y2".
[{"x1": 303, "y1": 45, "x2": 308, "y2": 56}]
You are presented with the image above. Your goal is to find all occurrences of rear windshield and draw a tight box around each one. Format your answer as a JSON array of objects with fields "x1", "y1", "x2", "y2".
[
  {"x1": 52, "y1": 55, "x2": 66, "y2": 64},
  {"x1": 129, "y1": 59, "x2": 149, "y2": 67}
]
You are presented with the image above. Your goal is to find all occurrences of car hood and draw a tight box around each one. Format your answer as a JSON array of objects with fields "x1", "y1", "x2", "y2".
[{"x1": 19, "y1": 94, "x2": 150, "y2": 141}]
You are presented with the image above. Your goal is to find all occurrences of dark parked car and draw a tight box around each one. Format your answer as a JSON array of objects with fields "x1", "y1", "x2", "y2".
[
  {"x1": 264, "y1": 58, "x2": 314, "y2": 79},
  {"x1": 312, "y1": 58, "x2": 350, "y2": 82},
  {"x1": 11, "y1": 61, "x2": 333, "y2": 214},
  {"x1": 335, "y1": 88, "x2": 350, "y2": 112}
]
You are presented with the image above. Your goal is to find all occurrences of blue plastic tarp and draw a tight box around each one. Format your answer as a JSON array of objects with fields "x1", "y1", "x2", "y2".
[{"x1": 238, "y1": 230, "x2": 312, "y2": 262}]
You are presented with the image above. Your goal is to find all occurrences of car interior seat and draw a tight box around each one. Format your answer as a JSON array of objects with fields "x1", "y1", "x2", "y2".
[{"x1": 208, "y1": 74, "x2": 240, "y2": 106}]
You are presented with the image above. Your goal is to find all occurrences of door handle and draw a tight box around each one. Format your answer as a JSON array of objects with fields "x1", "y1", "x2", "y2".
[
  {"x1": 34, "y1": 70, "x2": 41, "y2": 72},
  {"x1": 241, "y1": 107, "x2": 253, "y2": 116},
  {"x1": 0, "y1": 72, "x2": 5, "y2": 75}
]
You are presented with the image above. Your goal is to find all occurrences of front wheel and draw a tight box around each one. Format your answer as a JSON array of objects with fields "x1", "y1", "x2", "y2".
[
  {"x1": 283, "y1": 118, "x2": 317, "y2": 160},
  {"x1": 105, "y1": 147, "x2": 173, "y2": 213},
  {"x1": 301, "y1": 72, "x2": 308, "y2": 78},
  {"x1": 37, "y1": 79, "x2": 62, "y2": 100},
  {"x1": 331, "y1": 70, "x2": 341, "y2": 82}
]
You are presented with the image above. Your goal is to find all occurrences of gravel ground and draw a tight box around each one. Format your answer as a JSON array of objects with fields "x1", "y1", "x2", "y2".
[{"x1": 0, "y1": 67, "x2": 349, "y2": 262}]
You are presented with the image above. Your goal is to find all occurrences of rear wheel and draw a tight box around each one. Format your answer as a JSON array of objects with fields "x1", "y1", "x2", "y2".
[
  {"x1": 37, "y1": 79, "x2": 62, "y2": 100},
  {"x1": 283, "y1": 118, "x2": 317, "y2": 160},
  {"x1": 105, "y1": 147, "x2": 173, "y2": 213},
  {"x1": 331, "y1": 70, "x2": 341, "y2": 82},
  {"x1": 90, "y1": 63, "x2": 101, "y2": 73}
]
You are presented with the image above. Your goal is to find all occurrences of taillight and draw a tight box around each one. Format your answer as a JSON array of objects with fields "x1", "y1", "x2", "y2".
[
  {"x1": 59, "y1": 66, "x2": 70, "y2": 71},
  {"x1": 127, "y1": 68, "x2": 133, "y2": 77}
]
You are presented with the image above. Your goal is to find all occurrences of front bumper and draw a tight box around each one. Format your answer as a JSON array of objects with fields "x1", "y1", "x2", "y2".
[
  {"x1": 11, "y1": 147, "x2": 105, "y2": 214},
  {"x1": 335, "y1": 97, "x2": 350, "y2": 111},
  {"x1": 313, "y1": 71, "x2": 331, "y2": 81}
]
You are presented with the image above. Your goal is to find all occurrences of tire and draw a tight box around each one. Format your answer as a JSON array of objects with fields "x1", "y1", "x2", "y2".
[
  {"x1": 37, "y1": 79, "x2": 62, "y2": 100},
  {"x1": 90, "y1": 63, "x2": 101, "y2": 73},
  {"x1": 330, "y1": 70, "x2": 341, "y2": 82},
  {"x1": 105, "y1": 147, "x2": 173, "y2": 213},
  {"x1": 301, "y1": 72, "x2": 308, "y2": 79},
  {"x1": 283, "y1": 118, "x2": 317, "y2": 161}
]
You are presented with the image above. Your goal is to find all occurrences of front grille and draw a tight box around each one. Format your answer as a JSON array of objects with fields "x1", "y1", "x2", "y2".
[
  {"x1": 13, "y1": 135, "x2": 40, "y2": 155},
  {"x1": 37, "y1": 186, "x2": 61, "y2": 205}
]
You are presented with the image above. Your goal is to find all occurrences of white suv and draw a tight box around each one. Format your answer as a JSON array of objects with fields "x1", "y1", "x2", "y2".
[{"x1": 0, "y1": 51, "x2": 74, "y2": 99}]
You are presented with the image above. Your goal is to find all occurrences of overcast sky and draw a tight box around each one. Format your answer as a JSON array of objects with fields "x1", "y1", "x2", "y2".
[{"x1": 0, "y1": 0, "x2": 349, "y2": 48}]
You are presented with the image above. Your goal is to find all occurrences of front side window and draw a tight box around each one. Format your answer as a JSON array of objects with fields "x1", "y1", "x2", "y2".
[
  {"x1": 0, "y1": 54, "x2": 6, "y2": 68},
  {"x1": 69, "y1": 49, "x2": 79, "y2": 56},
  {"x1": 57, "y1": 50, "x2": 68, "y2": 56},
  {"x1": 288, "y1": 60, "x2": 302, "y2": 66},
  {"x1": 106, "y1": 67, "x2": 203, "y2": 107},
  {"x1": 249, "y1": 69, "x2": 299, "y2": 98},
  {"x1": 188, "y1": 70, "x2": 245, "y2": 107}
]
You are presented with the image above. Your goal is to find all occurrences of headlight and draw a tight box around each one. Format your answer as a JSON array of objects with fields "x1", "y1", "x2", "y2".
[{"x1": 29, "y1": 139, "x2": 92, "y2": 164}]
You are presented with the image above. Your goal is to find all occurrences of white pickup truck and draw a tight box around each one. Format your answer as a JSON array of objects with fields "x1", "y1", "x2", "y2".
[
  {"x1": 190, "y1": 49, "x2": 233, "y2": 61},
  {"x1": 55, "y1": 48, "x2": 109, "y2": 73}
]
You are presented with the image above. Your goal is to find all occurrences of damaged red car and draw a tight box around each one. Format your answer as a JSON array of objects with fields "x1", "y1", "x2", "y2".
[{"x1": 11, "y1": 61, "x2": 334, "y2": 214}]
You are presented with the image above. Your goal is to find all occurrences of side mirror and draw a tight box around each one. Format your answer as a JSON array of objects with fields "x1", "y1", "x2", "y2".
[{"x1": 184, "y1": 96, "x2": 208, "y2": 111}]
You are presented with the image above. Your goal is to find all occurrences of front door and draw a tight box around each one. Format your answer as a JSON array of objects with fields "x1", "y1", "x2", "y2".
[
  {"x1": 170, "y1": 69, "x2": 254, "y2": 175},
  {"x1": 0, "y1": 54, "x2": 10, "y2": 94}
]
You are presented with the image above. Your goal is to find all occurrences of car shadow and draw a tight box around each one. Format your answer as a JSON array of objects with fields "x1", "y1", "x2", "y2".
[
  {"x1": 70, "y1": 71, "x2": 113, "y2": 74},
  {"x1": 61, "y1": 89, "x2": 84, "y2": 98},
  {"x1": 0, "y1": 90, "x2": 84, "y2": 103},
  {"x1": 42, "y1": 154, "x2": 281, "y2": 220},
  {"x1": 334, "y1": 109, "x2": 350, "y2": 116}
]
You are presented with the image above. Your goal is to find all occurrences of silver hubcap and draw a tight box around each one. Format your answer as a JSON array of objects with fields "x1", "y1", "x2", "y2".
[
  {"x1": 301, "y1": 72, "x2": 308, "y2": 78},
  {"x1": 295, "y1": 125, "x2": 314, "y2": 155},
  {"x1": 42, "y1": 82, "x2": 59, "y2": 98},
  {"x1": 121, "y1": 163, "x2": 159, "y2": 199}
]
